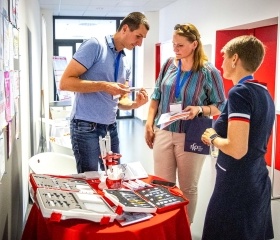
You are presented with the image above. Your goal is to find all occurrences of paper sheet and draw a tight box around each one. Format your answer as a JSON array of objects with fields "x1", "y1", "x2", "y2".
[{"x1": 158, "y1": 112, "x2": 190, "y2": 129}]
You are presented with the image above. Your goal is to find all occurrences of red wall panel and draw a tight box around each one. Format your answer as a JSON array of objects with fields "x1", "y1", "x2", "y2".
[
  {"x1": 215, "y1": 25, "x2": 278, "y2": 167},
  {"x1": 254, "y1": 25, "x2": 277, "y2": 166},
  {"x1": 215, "y1": 29, "x2": 249, "y2": 97},
  {"x1": 155, "y1": 43, "x2": 161, "y2": 81},
  {"x1": 254, "y1": 25, "x2": 277, "y2": 100}
]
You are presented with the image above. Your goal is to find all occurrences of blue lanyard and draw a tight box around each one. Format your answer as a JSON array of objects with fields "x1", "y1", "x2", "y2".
[
  {"x1": 238, "y1": 75, "x2": 253, "y2": 84},
  {"x1": 114, "y1": 52, "x2": 122, "y2": 82},
  {"x1": 175, "y1": 59, "x2": 192, "y2": 99}
]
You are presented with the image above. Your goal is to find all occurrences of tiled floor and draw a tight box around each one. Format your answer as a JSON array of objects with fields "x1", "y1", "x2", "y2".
[{"x1": 117, "y1": 118, "x2": 280, "y2": 240}]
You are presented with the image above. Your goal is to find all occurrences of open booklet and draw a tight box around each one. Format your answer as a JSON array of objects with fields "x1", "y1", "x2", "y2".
[{"x1": 158, "y1": 111, "x2": 190, "y2": 129}]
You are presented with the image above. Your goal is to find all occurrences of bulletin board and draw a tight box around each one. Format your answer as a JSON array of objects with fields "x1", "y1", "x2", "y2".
[{"x1": 0, "y1": 0, "x2": 20, "y2": 182}]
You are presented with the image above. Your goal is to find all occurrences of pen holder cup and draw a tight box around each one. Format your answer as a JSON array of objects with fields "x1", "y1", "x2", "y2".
[{"x1": 106, "y1": 177, "x2": 123, "y2": 189}]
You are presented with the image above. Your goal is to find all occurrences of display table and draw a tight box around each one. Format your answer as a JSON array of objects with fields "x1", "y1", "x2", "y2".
[{"x1": 21, "y1": 176, "x2": 192, "y2": 240}]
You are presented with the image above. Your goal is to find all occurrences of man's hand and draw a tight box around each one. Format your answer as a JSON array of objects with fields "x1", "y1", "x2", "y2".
[
  {"x1": 134, "y1": 88, "x2": 149, "y2": 108},
  {"x1": 103, "y1": 82, "x2": 130, "y2": 96}
]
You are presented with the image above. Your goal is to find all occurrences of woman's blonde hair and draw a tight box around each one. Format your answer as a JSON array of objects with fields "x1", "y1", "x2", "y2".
[{"x1": 174, "y1": 23, "x2": 208, "y2": 72}]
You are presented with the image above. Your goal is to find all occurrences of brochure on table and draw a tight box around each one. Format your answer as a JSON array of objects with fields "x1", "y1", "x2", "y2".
[
  {"x1": 115, "y1": 212, "x2": 154, "y2": 226},
  {"x1": 135, "y1": 185, "x2": 189, "y2": 213},
  {"x1": 103, "y1": 189, "x2": 157, "y2": 213},
  {"x1": 103, "y1": 185, "x2": 189, "y2": 214}
]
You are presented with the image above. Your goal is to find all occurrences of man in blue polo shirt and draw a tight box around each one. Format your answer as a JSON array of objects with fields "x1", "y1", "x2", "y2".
[{"x1": 60, "y1": 12, "x2": 150, "y2": 173}]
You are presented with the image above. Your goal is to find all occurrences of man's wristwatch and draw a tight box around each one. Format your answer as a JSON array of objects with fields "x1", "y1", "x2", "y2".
[
  {"x1": 197, "y1": 106, "x2": 203, "y2": 117},
  {"x1": 210, "y1": 133, "x2": 220, "y2": 144}
]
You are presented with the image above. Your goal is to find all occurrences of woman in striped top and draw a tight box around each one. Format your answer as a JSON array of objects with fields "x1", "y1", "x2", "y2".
[{"x1": 145, "y1": 23, "x2": 226, "y2": 223}]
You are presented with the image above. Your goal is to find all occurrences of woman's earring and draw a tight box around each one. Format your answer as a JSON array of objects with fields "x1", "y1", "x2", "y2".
[{"x1": 232, "y1": 64, "x2": 235, "y2": 68}]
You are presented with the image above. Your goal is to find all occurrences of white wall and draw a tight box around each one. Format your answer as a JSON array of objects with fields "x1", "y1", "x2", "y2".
[
  {"x1": 18, "y1": 0, "x2": 42, "y2": 224},
  {"x1": 159, "y1": 0, "x2": 280, "y2": 44},
  {"x1": 158, "y1": 0, "x2": 280, "y2": 112},
  {"x1": 41, "y1": 9, "x2": 54, "y2": 103},
  {"x1": 134, "y1": 11, "x2": 159, "y2": 121}
]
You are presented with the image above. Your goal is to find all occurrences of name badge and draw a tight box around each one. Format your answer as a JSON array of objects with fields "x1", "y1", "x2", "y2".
[{"x1": 170, "y1": 103, "x2": 182, "y2": 113}]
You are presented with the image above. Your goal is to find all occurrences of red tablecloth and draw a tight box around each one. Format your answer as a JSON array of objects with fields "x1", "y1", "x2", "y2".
[{"x1": 21, "y1": 176, "x2": 192, "y2": 240}]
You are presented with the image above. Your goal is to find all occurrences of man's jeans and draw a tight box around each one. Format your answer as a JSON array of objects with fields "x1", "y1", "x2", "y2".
[{"x1": 70, "y1": 119, "x2": 120, "y2": 173}]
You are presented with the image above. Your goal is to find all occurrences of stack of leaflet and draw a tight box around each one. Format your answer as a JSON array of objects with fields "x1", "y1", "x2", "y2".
[{"x1": 30, "y1": 174, "x2": 117, "y2": 224}]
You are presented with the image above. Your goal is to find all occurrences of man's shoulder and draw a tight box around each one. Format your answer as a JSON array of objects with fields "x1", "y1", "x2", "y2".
[{"x1": 81, "y1": 37, "x2": 105, "y2": 48}]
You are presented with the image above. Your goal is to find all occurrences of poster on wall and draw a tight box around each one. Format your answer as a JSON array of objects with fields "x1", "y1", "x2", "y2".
[
  {"x1": 0, "y1": 15, "x2": 3, "y2": 70},
  {"x1": 13, "y1": 27, "x2": 19, "y2": 59},
  {"x1": 13, "y1": 70, "x2": 19, "y2": 97},
  {"x1": 8, "y1": 23, "x2": 13, "y2": 70},
  {"x1": 53, "y1": 56, "x2": 74, "y2": 101},
  {"x1": 3, "y1": 17, "x2": 10, "y2": 69},
  {"x1": 4, "y1": 70, "x2": 14, "y2": 122},
  {"x1": 0, "y1": 131, "x2": 5, "y2": 182},
  {"x1": 0, "y1": 70, "x2": 6, "y2": 129}
]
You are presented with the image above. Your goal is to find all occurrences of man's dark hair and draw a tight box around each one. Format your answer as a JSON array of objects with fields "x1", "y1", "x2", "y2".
[{"x1": 118, "y1": 12, "x2": 150, "y2": 32}]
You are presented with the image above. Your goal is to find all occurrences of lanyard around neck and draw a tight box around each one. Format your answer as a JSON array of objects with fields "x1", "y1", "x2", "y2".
[
  {"x1": 175, "y1": 59, "x2": 192, "y2": 99},
  {"x1": 238, "y1": 75, "x2": 253, "y2": 84},
  {"x1": 114, "y1": 52, "x2": 122, "y2": 82}
]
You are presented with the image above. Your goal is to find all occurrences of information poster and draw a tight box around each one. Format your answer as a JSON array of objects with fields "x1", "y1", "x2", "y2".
[
  {"x1": 53, "y1": 56, "x2": 73, "y2": 101},
  {"x1": 0, "y1": 70, "x2": 6, "y2": 129},
  {"x1": 0, "y1": 131, "x2": 5, "y2": 182}
]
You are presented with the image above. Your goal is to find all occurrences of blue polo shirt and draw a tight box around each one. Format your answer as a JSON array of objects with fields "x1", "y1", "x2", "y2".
[{"x1": 70, "y1": 35, "x2": 131, "y2": 124}]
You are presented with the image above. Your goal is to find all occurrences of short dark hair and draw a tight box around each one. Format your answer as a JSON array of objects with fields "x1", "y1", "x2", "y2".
[
  {"x1": 118, "y1": 12, "x2": 150, "y2": 32},
  {"x1": 221, "y1": 35, "x2": 265, "y2": 72}
]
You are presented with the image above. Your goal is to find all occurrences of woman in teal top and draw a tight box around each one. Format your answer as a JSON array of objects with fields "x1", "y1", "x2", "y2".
[{"x1": 145, "y1": 23, "x2": 226, "y2": 223}]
